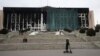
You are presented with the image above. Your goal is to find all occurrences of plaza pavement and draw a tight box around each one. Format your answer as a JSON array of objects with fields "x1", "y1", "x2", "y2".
[{"x1": 0, "y1": 49, "x2": 100, "y2": 56}]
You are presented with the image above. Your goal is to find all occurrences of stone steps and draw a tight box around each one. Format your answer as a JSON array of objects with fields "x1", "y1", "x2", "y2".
[
  {"x1": 0, "y1": 31, "x2": 100, "y2": 50},
  {"x1": 0, "y1": 42, "x2": 97, "y2": 51},
  {"x1": 79, "y1": 32, "x2": 100, "y2": 42},
  {"x1": 1, "y1": 33, "x2": 84, "y2": 43},
  {"x1": 2, "y1": 38, "x2": 84, "y2": 43}
]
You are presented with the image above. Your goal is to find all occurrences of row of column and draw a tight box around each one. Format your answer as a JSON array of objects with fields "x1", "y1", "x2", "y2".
[
  {"x1": 6, "y1": 13, "x2": 46, "y2": 31},
  {"x1": 79, "y1": 13, "x2": 87, "y2": 28}
]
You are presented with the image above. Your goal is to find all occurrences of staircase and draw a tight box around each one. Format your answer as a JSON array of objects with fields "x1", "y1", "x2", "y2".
[{"x1": 0, "y1": 31, "x2": 99, "y2": 50}]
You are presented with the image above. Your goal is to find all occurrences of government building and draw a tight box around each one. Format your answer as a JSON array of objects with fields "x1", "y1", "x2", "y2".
[{"x1": 0, "y1": 6, "x2": 94, "y2": 31}]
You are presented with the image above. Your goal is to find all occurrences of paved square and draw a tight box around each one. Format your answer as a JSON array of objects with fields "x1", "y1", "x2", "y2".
[{"x1": 0, "y1": 49, "x2": 100, "y2": 56}]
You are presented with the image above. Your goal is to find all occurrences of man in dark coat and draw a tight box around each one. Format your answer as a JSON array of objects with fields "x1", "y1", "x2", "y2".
[
  {"x1": 64, "y1": 38, "x2": 72, "y2": 53},
  {"x1": 66, "y1": 39, "x2": 70, "y2": 52}
]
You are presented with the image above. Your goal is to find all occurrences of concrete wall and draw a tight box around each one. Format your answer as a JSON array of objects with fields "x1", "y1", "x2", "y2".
[
  {"x1": 88, "y1": 11, "x2": 95, "y2": 29},
  {"x1": 0, "y1": 10, "x2": 3, "y2": 30}
]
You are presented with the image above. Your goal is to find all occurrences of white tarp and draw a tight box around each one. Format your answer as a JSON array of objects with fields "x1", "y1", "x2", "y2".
[
  {"x1": 29, "y1": 31, "x2": 39, "y2": 35},
  {"x1": 55, "y1": 31, "x2": 64, "y2": 35}
]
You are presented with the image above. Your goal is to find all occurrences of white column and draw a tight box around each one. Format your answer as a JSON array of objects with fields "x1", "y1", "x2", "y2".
[
  {"x1": 81, "y1": 13, "x2": 83, "y2": 27},
  {"x1": 29, "y1": 15, "x2": 31, "y2": 24},
  {"x1": 14, "y1": 13, "x2": 17, "y2": 31},
  {"x1": 23, "y1": 14, "x2": 24, "y2": 30},
  {"x1": 26, "y1": 14, "x2": 28, "y2": 29},
  {"x1": 30, "y1": 14, "x2": 32, "y2": 30},
  {"x1": 40, "y1": 13, "x2": 43, "y2": 31},
  {"x1": 43, "y1": 23, "x2": 46, "y2": 31},
  {"x1": 84, "y1": 13, "x2": 87, "y2": 28},
  {"x1": 79, "y1": 13, "x2": 83, "y2": 27},
  {"x1": 34, "y1": 22, "x2": 36, "y2": 31},
  {"x1": 38, "y1": 20, "x2": 40, "y2": 31}
]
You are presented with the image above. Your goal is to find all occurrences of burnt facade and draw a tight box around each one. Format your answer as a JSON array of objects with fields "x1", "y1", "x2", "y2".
[{"x1": 3, "y1": 7, "x2": 89, "y2": 31}]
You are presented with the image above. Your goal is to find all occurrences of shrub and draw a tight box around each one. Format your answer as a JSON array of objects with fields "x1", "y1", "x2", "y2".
[
  {"x1": 95, "y1": 24, "x2": 100, "y2": 32},
  {"x1": 79, "y1": 28, "x2": 86, "y2": 33},
  {"x1": 64, "y1": 28, "x2": 73, "y2": 32},
  {"x1": 86, "y1": 28, "x2": 96, "y2": 36},
  {"x1": 95, "y1": 29, "x2": 99, "y2": 32},
  {"x1": 0, "y1": 29, "x2": 9, "y2": 34},
  {"x1": 47, "y1": 29, "x2": 51, "y2": 31}
]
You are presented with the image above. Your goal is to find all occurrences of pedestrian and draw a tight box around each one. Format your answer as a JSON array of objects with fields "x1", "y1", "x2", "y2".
[{"x1": 64, "y1": 38, "x2": 72, "y2": 53}]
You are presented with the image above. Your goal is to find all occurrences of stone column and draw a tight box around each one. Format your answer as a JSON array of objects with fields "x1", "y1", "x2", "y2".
[
  {"x1": 14, "y1": 13, "x2": 17, "y2": 31},
  {"x1": 79, "y1": 13, "x2": 83, "y2": 28},
  {"x1": 34, "y1": 22, "x2": 36, "y2": 31},
  {"x1": 84, "y1": 13, "x2": 87, "y2": 28},
  {"x1": 30, "y1": 14, "x2": 32, "y2": 30},
  {"x1": 26, "y1": 14, "x2": 28, "y2": 29},
  {"x1": 38, "y1": 19, "x2": 40, "y2": 31},
  {"x1": 22, "y1": 14, "x2": 24, "y2": 30},
  {"x1": 40, "y1": 13, "x2": 43, "y2": 31},
  {"x1": 81, "y1": 13, "x2": 83, "y2": 27}
]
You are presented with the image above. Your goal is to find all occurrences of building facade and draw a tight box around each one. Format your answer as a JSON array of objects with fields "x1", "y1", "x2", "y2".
[
  {"x1": 88, "y1": 11, "x2": 95, "y2": 29},
  {"x1": 0, "y1": 10, "x2": 3, "y2": 29},
  {"x1": 2, "y1": 6, "x2": 93, "y2": 31}
]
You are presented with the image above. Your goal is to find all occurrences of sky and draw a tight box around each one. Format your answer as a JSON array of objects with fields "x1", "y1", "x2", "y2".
[{"x1": 0, "y1": 0, "x2": 100, "y2": 25}]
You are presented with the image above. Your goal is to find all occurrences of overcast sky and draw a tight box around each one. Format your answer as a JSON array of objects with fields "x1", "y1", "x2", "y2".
[{"x1": 0, "y1": 0, "x2": 100, "y2": 25}]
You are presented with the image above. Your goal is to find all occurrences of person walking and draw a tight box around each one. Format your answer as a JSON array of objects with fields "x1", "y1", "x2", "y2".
[{"x1": 64, "y1": 39, "x2": 72, "y2": 53}]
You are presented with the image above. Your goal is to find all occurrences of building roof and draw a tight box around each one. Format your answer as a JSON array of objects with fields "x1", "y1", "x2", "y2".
[{"x1": 3, "y1": 6, "x2": 89, "y2": 13}]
